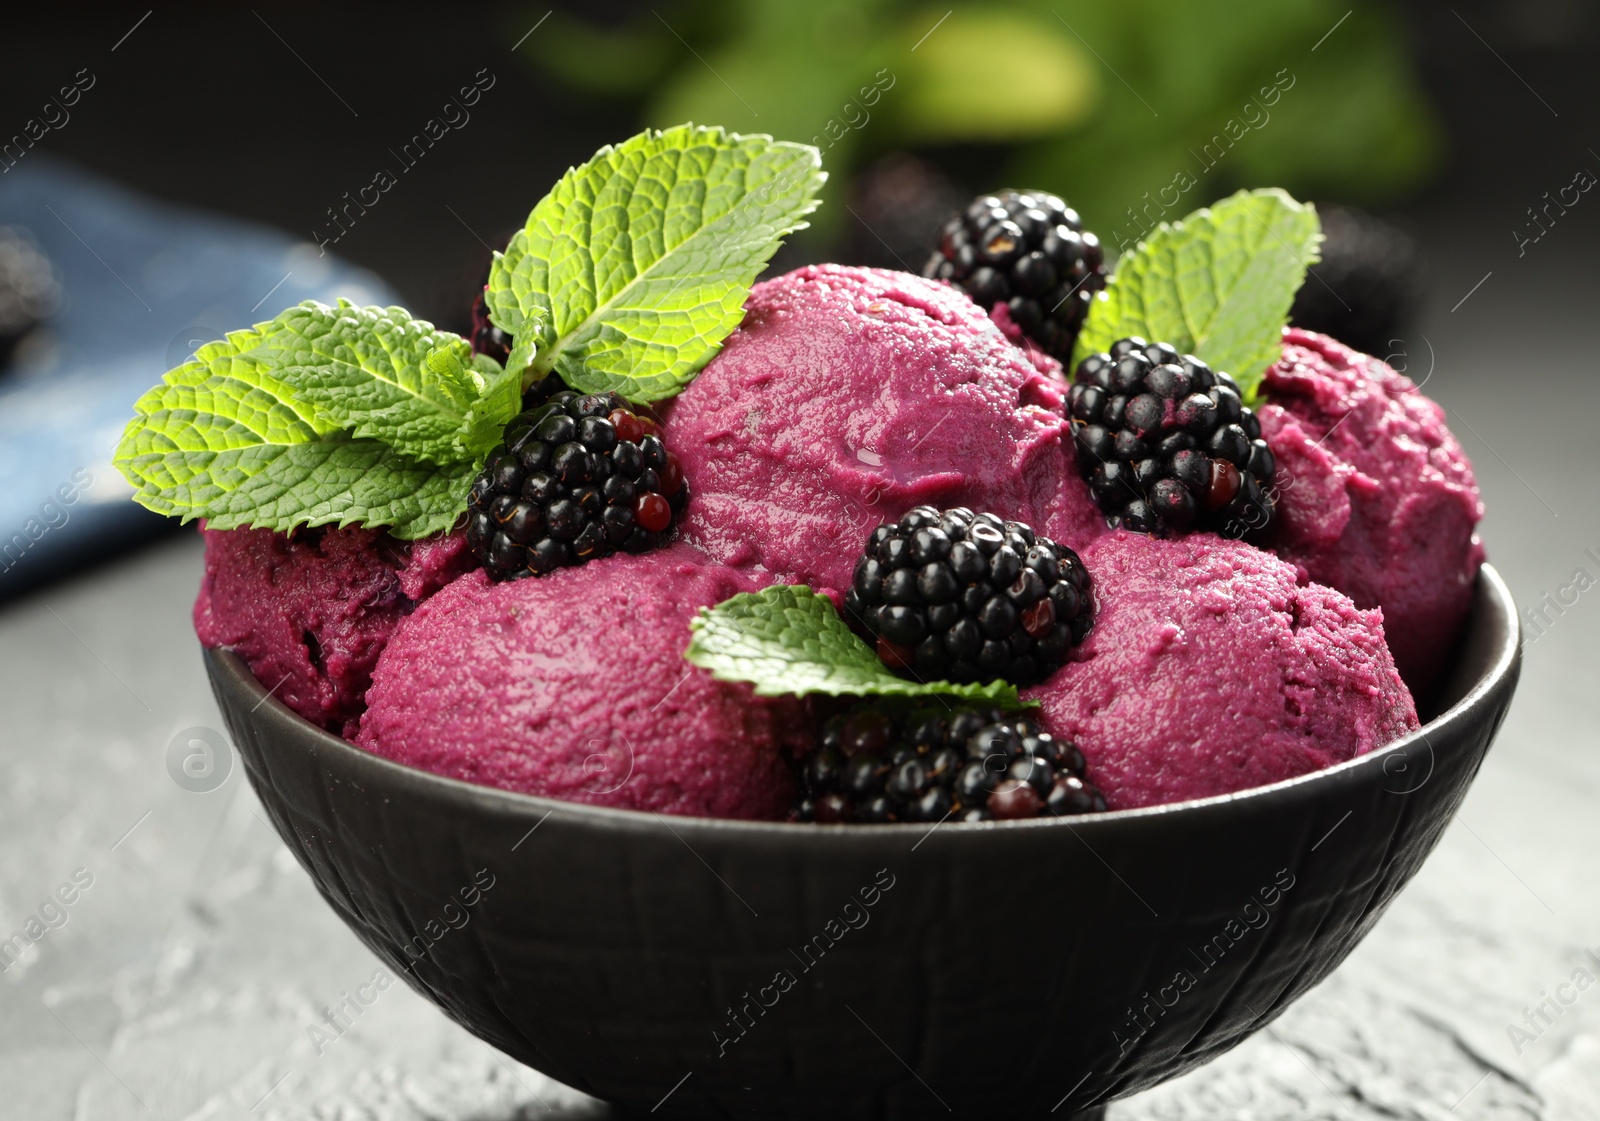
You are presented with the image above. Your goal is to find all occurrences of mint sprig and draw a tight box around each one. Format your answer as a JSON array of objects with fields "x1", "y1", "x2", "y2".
[
  {"x1": 1074, "y1": 189, "x2": 1321, "y2": 400},
  {"x1": 115, "y1": 321, "x2": 485, "y2": 539},
  {"x1": 486, "y1": 124, "x2": 825, "y2": 402},
  {"x1": 686, "y1": 585, "x2": 1026, "y2": 706},
  {"x1": 115, "y1": 125, "x2": 823, "y2": 540},
  {"x1": 257, "y1": 300, "x2": 519, "y2": 465}
]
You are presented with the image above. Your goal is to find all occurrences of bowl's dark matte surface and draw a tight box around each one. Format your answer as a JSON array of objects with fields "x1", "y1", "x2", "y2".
[{"x1": 206, "y1": 566, "x2": 1520, "y2": 1121}]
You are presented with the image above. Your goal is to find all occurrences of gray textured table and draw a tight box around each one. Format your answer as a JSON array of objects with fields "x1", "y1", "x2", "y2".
[{"x1": 3, "y1": 222, "x2": 1597, "y2": 1120}]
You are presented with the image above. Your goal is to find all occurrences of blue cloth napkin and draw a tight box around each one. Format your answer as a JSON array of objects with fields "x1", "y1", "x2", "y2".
[{"x1": 0, "y1": 158, "x2": 399, "y2": 599}]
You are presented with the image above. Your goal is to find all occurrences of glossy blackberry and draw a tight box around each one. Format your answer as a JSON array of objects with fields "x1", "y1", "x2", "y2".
[
  {"x1": 922, "y1": 189, "x2": 1107, "y2": 361},
  {"x1": 464, "y1": 390, "x2": 687, "y2": 580},
  {"x1": 1068, "y1": 338, "x2": 1276, "y2": 538},
  {"x1": 1289, "y1": 205, "x2": 1424, "y2": 358},
  {"x1": 794, "y1": 701, "x2": 1107, "y2": 824},
  {"x1": 469, "y1": 287, "x2": 513, "y2": 365},
  {"x1": 843, "y1": 507, "x2": 1093, "y2": 687}
]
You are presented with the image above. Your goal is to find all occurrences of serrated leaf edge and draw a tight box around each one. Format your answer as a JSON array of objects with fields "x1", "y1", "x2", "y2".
[
  {"x1": 530, "y1": 135, "x2": 824, "y2": 372},
  {"x1": 488, "y1": 124, "x2": 825, "y2": 402},
  {"x1": 1074, "y1": 188, "x2": 1322, "y2": 396},
  {"x1": 113, "y1": 302, "x2": 505, "y2": 537}
]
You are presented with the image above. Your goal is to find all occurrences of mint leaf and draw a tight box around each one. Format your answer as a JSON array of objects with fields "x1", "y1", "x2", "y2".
[
  {"x1": 486, "y1": 124, "x2": 825, "y2": 402},
  {"x1": 115, "y1": 329, "x2": 478, "y2": 539},
  {"x1": 255, "y1": 300, "x2": 518, "y2": 464},
  {"x1": 686, "y1": 585, "x2": 1025, "y2": 706},
  {"x1": 459, "y1": 348, "x2": 524, "y2": 460},
  {"x1": 1074, "y1": 189, "x2": 1321, "y2": 400},
  {"x1": 125, "y1": 438, "x2": 479, "y2": 539}
]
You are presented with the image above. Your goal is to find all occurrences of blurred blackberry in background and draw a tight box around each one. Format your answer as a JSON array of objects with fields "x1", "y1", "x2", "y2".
[
  {"x1": 795, "y1": 701, "x2": 1108, "y2": 823},
  {"x1": 843, "y1": 153, "x2": 967, "y2": 272},
  {"x1": 470, "y1": 288, "x2": 513, "y2": 364},
  {"x1": 923, "y1": 189, "x2": 1106, "y2": 361},
  {"x1": 424, "y1": 226, "x2": 518, "y2": 354},
  {"x1": 519, "y1": 372, "x2": 568, "y2": 411},
  {"x1": 1290, "y1": 205, "x2": 1424, "y2": 358},
  {"x1": 0, "y1": 227, "x2": 59, "y2": 371},
  {"x1": 1070, "y1": 339, "x2": 1276, "y2": 537}
]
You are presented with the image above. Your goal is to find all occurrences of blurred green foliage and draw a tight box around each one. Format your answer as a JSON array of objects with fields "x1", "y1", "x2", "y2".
[{"x1": 525, "y1": 0, "x2": 1440, "y2": 252}]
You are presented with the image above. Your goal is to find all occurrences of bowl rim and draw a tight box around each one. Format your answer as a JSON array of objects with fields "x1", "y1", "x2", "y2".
[{"x1": 212, "y1": 564, "x2": 1520, "y2": 838}]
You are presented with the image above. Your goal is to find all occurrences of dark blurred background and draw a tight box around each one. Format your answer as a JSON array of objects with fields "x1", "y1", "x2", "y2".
[{"x1": 1, "y1": 0, "x2": 1595, "y2": 326}]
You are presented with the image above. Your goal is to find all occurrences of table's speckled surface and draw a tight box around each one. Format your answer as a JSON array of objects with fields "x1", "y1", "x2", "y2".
[{"x1": 3, "y1": 231, "x2": 1598, "y2": 1120}]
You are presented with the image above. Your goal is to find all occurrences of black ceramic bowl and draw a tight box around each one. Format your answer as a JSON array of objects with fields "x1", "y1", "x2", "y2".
[{"x1": 207, "y1": 566, "x2": 1520, "y2": 1121}]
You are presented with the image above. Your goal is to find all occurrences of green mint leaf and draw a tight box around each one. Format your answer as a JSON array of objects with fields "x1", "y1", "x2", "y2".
[
  {"x1": 254, "y1": 300, "x2": 518, "y2": 464},
  {"x1": 1074, "y1": 189, "x2": 1322, "y2": 400},
  {"x1": 125, "y1": 438, "x2": 478, "y2": 539},
  {"x1": 456, "y1": 350, "x2": 524, "y2": 459},
  {"x1": 686, "y1": 585, "x2": 1024, "y2": 706},
  {"x1": 486, "y1": 124, "x2": 825, "y2": 402},
  {"x1": 115, "y1": 329, "x2": 478, "y2": 539}
]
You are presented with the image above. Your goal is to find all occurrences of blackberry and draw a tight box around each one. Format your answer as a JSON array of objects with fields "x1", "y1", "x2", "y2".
[
  {"x1": 922, "y1": 189, "x2": 1107, "y2": 361},
  {"x1": 843, "y1": 153, "x2": 966, "y2": 272},
  {"x1": 0, "y1": 227, "x2": 58, "y2": 371},
  {"x1": 843, "y1": 507, "x2": 1092, "y2": 686},
  {"x1": 519, "y1": 371, "x2": 568, "y2": 411},
  {"x1": 469, "y1": 287, "x2": 513, "y2": 365},
  {"x1": 794, "y1": 701, "x2": 1107, "y2": 824},
  {"x1": 1068, "y1": 338, "x2": 1276, "y2": 538},
  {"x1": 464, "y1": 389, "x2": 687, "y2": 580},
  {"x1": 1289, "y1": 205, "x2": 1424, "y2": 358}
]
